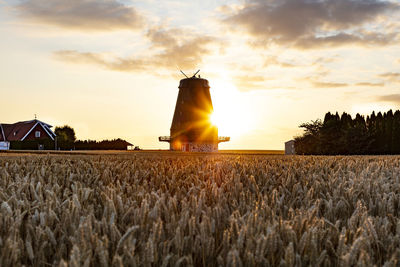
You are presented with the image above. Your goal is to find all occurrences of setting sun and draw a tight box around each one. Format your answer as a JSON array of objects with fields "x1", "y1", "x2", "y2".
[
  {"x1": 209, "y1": 112, "x2": 219, "y2": 127},
  {"x1": 210, "y1": 79, "x2": 257, "y2": 139}
]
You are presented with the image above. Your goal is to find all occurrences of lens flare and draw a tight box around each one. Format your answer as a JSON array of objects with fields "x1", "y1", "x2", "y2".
[
  {"x1": 209, "y1": 112, "x2": 219, "y2": 127},
  {"x1": 210, "y1": 78, "x2": 257, "y2": 138}
]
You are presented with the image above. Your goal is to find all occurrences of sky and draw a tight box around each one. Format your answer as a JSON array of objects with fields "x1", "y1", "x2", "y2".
[{"x1": 1, "y1": 0, "x2": 400, "y2": 150}]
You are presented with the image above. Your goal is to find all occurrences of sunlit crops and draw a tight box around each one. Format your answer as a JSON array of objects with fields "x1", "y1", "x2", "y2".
[{"x1": 0, "y1": 153, "x2": 399, "y2": 266}]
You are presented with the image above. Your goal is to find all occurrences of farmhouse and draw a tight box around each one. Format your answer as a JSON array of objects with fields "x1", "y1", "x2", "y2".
[{"x1": 0, "y1": 119, "x2": 56, "y2": 150}]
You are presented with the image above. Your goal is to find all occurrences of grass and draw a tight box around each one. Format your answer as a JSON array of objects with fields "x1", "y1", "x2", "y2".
[{"x1": 0, "y1": 152, "x2": 399, "y2": 266}]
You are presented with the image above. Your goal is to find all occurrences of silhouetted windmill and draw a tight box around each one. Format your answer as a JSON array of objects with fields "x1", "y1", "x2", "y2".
[{"x1": 159, "y1": 70, "x2": 229, "y2": 152}]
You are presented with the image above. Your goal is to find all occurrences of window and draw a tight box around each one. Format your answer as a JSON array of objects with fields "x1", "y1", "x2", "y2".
[{"x1": 35, "y1": 131, "x2": 41, "y2": 138}]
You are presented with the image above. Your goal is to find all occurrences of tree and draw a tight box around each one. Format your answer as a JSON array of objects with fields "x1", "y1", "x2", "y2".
[
  {"x1": 55, "y1": 125, "x2": 76, "y2": 150},
  {"x1": 393, "y1": 111, "x2": 400, "y2": 153},
  {"x1": 299, "y1": 119, "x2": 322, "y2": 135},
  {"x1": 55, "y1": 125, "x2": 76, "y2": 142},
  {"x1": 319, "y1": 112, "x2": 342, "y2": 154},
  {"x1": 295, "y1": 119, "x2": 322, "y2": 154}
]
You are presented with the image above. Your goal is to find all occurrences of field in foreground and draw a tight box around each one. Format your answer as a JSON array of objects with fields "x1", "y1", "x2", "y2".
[{"x1": 0, "y1": 153, "x2": 399, "y2": 266}]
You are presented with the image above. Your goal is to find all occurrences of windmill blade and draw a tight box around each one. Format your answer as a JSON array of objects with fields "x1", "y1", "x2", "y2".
[
  {"x1": 180, "y1": 70, "x2": 189, "y2": 78},
  {"x1": 192, "y1": 69, "x2": 200, "y2": 78}
]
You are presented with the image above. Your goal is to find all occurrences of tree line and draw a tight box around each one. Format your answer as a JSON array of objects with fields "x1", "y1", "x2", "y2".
[
  {"x1": 294, "y1": 110, "x2": 400, "y2": 155},
  {"x1": 55, "y1": 126, "x2": 133, "y2": 150}
]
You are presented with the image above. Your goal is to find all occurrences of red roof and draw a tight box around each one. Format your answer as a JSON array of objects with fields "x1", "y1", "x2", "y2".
[{"x1": 0, "y1": 120, "x2": 56, "y2": 141}]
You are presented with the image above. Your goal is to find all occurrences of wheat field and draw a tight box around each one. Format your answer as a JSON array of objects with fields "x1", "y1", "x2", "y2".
[{"x1": 0, "y1": 153, "x2": 399, "y2": 266}]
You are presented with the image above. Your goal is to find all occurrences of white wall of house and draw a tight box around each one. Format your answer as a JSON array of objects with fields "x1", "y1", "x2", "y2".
[{"x1": 0, "y1": 141, "x2": 10, "y2": 150}]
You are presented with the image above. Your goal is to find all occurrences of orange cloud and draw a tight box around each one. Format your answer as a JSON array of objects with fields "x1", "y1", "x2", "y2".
[
  {"x1": 223, "y1": 0, "x2": 400, "y2": 49},
  {"x1": 355, "y1": 82, "x2": 384, "y2": 87},
  {"x1": 377, "y1": 94, "x2": 400, "y2": 103},
  {"x1": 17, "y1": 0, "x2": 144, "y2": 31},
  {"x1": 311, "y1": 81, "x2": 348, "y2": 88},
  {"x1": 53, "y1": 27, "x2": 219, "y2": 71}
]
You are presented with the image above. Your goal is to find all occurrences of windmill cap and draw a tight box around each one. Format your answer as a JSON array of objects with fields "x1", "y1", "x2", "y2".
[{"x1": 179, "y1": 77, "x2": 210, "y2": 89}]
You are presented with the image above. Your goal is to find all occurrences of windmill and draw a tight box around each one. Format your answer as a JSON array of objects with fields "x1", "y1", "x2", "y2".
[{"x1": 159, "y1": 70, "x2": 230, "y2": 152}]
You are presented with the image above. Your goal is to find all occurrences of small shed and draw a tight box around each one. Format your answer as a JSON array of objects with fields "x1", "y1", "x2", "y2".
[{"x1": 285, "y1": 140, "x2": 295, "y2": 155}]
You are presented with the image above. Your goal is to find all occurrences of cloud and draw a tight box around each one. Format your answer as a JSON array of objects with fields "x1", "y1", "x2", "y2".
[
  {"x1": 53, "y1": 50, "x2": 147, "y2": 71},
  {"x1": 299, "y1": 76, "x2": 348, "y2": 88},
  {"x1": 146, "y1": 27, "x2": 218, "y2": 69},
  {"x1": 53, "y1": 27, "x2": 218, "y2": 71},
  {"x1": 233, "y1": 75, "x2": 274, "y2": 91},
  {"x1": 224, "y1": 0, "x2": 399, "y2": 49},
  {"x1": 312, "y1": 81, "x2": 348, "y2": 88},
  {"x1": 312, "y1": 57, "x2": 337, "y2": 65},
  {"x1": 233, "y1": 75, "x2": 297, "y2": 91},
  {"x1": 377, "y1": 94, "x2": 400, "y2": 104},
  {"x1": 379, "y1": 72, "x2": 400, "y2": 83},
  {"x1": 355, "y1": 82, "x2": 384, "y2": 87},
  {"x1": 305, "y1": 78, "x2": 384, "y2": 88},
  {"x1": 293, "y1": 31, "x2": 397, "y2": 49},
  {"x1": 264, "y1": 55, "x2": 297, "y2": 68},
  {"x1": 380, "y1": 72, "x2": 400, "y2": 78},
  {"x1": 216, "y1": 5, "x2": 235, "y2": 15},
  {"x1": 17, "y1": 0, "x2": 144, "y2": 31}
]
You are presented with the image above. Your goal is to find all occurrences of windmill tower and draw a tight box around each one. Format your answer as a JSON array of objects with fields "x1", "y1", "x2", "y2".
[{"x1": 159, "y1": 70, "x2": 230, "y2": 152}]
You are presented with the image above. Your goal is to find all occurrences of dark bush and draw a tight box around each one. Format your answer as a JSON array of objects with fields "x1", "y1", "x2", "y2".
[{"x1": 10, "y1": 140, "x2": 55, "y2": 150}]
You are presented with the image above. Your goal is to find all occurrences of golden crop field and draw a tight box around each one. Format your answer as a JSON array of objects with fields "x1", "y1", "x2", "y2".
[{"x1": 0, "y1": 153, "x2": 399, "y2": 266}]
